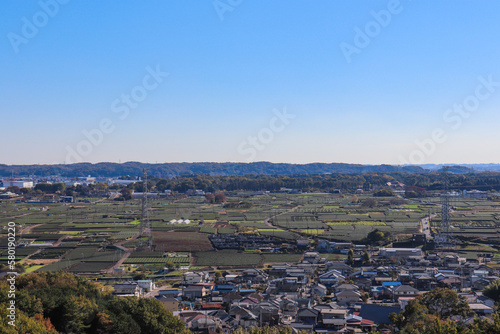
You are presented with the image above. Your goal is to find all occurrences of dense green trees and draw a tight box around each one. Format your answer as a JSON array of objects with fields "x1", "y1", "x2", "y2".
[
  {"x1": 12, "y1": 169, "x2": 500, "y2": 198},
  {"x1": 347, "y1": 249, "x2": 354, "y2": 265},
  {"x1": 104, "y1": 297, "x2": 187, "y2": 334},
  {"x1": 34, "y1": 183, "x2": 66, "y2": 193},
  {"x1": 418, "y1": 288, "x2": 470, "y2": 318},
  {"x1": 362, "y1": 251, "x2": 371, "y2": 264},
  {"x1": 390, "y1": 314, "x2": 500, "y2": 334},
  {"x1": 373, "y1": 189, "x2": 395, "y2": 197},
  {"x1": 362, "y1": 198, "x2": 378, "y2": 207},
  {"x1": 0, "y1": 305, "x2": 57, "y2": 334},
  {"x1": 120, "y1": 187, "x2": 133, "y2": 200},
  {"x1": 405, "y1": 185, "x2": 427, "y2": 198},
  {"x1": 389, "y1": 288, "x2": 479, "y2": 333},
  {"x1": 364, "y1": 229, "x2": 391, "y2": 245},
  {"x1": 483, "y1": 279, "x2": 500, "y2": 302},
  {"x1": 148, "y1": 171, "x2": 499, "y2": 194},
  {"x1": 0, "y1": 272, "x2": 188, "y2": 334}
]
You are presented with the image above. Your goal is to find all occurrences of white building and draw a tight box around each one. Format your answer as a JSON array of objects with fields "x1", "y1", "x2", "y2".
[
  {"x1": 2, "y1": 179, "x2": 34, "y2": 188},
  {"x1": 183, "y1": 271, "x2": 209, "y2": 284},
  {"x1": 108, "y1": 179, "x2": 137, "y2": 186},
  {"x1": 137, "y1": 279, "x2": 155, "y2": 292}
]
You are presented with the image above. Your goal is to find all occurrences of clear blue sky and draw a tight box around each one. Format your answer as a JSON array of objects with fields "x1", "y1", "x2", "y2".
[{"x1": 1, "y1": 1, "x2": 500, "y2": 165}]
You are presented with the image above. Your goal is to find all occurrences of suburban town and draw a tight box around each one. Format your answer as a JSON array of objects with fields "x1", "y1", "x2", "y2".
[{"x1": 117, "y1": 246, "x2": 500, "y2": 333}]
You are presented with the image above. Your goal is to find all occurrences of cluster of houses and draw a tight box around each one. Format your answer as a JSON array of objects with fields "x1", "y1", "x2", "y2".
[
  {"x1": 113, "y1": 279, "x2": 156, "y2": 297},
  {"x1": 111, "y1": 247, "x2": 500, "y2": 333}
]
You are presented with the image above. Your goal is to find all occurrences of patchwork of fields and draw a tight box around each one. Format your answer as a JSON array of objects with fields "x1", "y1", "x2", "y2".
[{"x1": 2, "y1": 193, "x2": 500, "y2": 273}]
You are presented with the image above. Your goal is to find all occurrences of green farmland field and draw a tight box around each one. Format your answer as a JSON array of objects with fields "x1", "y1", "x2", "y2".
[{"x1": 194, "y1": 250, "x2": 262, "y2": 266}]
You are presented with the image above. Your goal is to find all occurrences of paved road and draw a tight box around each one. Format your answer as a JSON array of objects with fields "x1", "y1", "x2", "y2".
[
  {"x1": 143, "y1": 285, "x2": 165, "y2": 298},
  {"x1": 420, "y1": 213, "x2": 437, "y2": 239}
]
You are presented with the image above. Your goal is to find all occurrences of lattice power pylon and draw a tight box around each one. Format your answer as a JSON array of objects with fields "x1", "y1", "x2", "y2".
[
  {"x1": 436, "y1": 167, "x2": 456, "y2": 249},
  {"x1": 138, "y1": 169, "x2": 152, "y2": 249}
]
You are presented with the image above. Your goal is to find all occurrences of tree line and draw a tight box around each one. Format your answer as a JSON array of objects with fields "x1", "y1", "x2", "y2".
[
  {"x1": 123, "y1": 172, "x2": 500, "y2": 194},
  {"x1": 0, "y1": 272, "x2": 188, "y2": 334},
  {"x1": 389, "y1": 287, "x2": 500, "y2": 333},
  {"x1": 6, "y1": 172, "x2": 500, "y2": 198}
]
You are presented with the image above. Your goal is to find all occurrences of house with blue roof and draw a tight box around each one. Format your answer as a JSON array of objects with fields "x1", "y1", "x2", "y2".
[
  {"x1": 238, "y1": 288, "x2": 256, "y2": 295},
  {"x1": 214, "y1": 284, "x2": 237, "y2": 293},
  {"x1": 382, "y1": 281, "x2": 402, "y2": 288}
]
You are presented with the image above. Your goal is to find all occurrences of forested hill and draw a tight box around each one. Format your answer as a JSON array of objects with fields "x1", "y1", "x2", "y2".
[{"x1": 0, "y1": 162, "x2": 428, "y2": 177}]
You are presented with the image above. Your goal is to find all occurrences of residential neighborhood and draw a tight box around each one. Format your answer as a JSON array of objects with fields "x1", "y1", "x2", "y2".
[{"x1": 108, "y1": 245, "x2": 500, "y2": 333}]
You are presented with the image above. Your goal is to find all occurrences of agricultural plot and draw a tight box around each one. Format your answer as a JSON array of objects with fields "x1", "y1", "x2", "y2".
[
  {"x1": 321, "y1": 253, "x2": 348, "y2": 261},
  {"x1": 322, "y1": 214, "x2": 362, "y2": 222},
  {"x1": 232, "y1": 221, "x2": 266, "y2": 227},
  {"x1": 113, "y1": 231, "x2": 138, "y2": 239},
  {"x1": 218, "y1": 227, "x2": 236, "y2": 234},
  {"x1": 125, "y1": 250, "x2": 190, "y2": 264},
  {"x1": 0, "y1": 248, "x2": 31, "y2": 262},
  {"x1": 30, "y1": 248, "x2": 70, "y2": 259},
  {"x1": 259, "y1": 230, "x2": 300, "y2": 240},
  {"x1": 124, "y1": 257, "x2": 190, "y2": 264},
  {"x1": 199, "y1": 225, "x2": 217, "y2": 233},
  {"x1": 0, "y1": 247, "x2": 37, "y2": 258},
  {"x1": 277, "y1": 221, "x2": 327, "y2": 229},
  {"x1": 28, "y1": 246, "x2": 126, "y2": 273},
  {"x1": 153, "y1": 231, "x2": 213, "y2": 251},
  {"x1": 326, "y1": 221, "x2": 386, "y2": 226},
  {"x1": 258, "y1": 228, "x2": 284, "y2": 232},
  {"x1": 320, "y1": 222, "x2": 397, "y2": 241},
  {"x1": 385, "y1": 222, "x2": 420, "y2": 233},
  {"x1": 194, "y1": 250, "x2": 261, "y2": 267},
  {"x1": 297, "y1": 229, "x2": 326, "y2": 236},
  {"x1": 156, "y1": 224, "x2": 200, "y2": 233},
  {"x1": 63, "y1": 247, "x2": 123, "y2": 262},
  {"x1": 67, "y1": 262, "x2": 113, "y2": 273},
  {"x1": 37, "y1": 261, "x2": 73, "y2": 272},
  {"x1": 59, "y1": 241, "x2": 81, "y2": 247}
]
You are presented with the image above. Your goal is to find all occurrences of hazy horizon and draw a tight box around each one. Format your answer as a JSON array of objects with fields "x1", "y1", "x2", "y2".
[{"x1": 2, "y1": 160, "x2": 500, "y2": 167}]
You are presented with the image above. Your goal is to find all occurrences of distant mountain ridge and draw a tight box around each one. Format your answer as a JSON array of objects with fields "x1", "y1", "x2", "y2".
[
  {"x1": 1, "y1": 162, "x2": 499, "y2": 178},
  {"x1": 418, "y1": 164, "x2": 500, "y2": 172}
]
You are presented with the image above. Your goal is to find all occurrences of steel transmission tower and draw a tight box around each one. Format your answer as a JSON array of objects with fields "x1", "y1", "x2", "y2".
[
  {"x1": 138, "y1": 169, "x2": 152, "y2": 249},
  {"x1": 436, "y1": 167, "x2": 456, "y2": 249}
]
